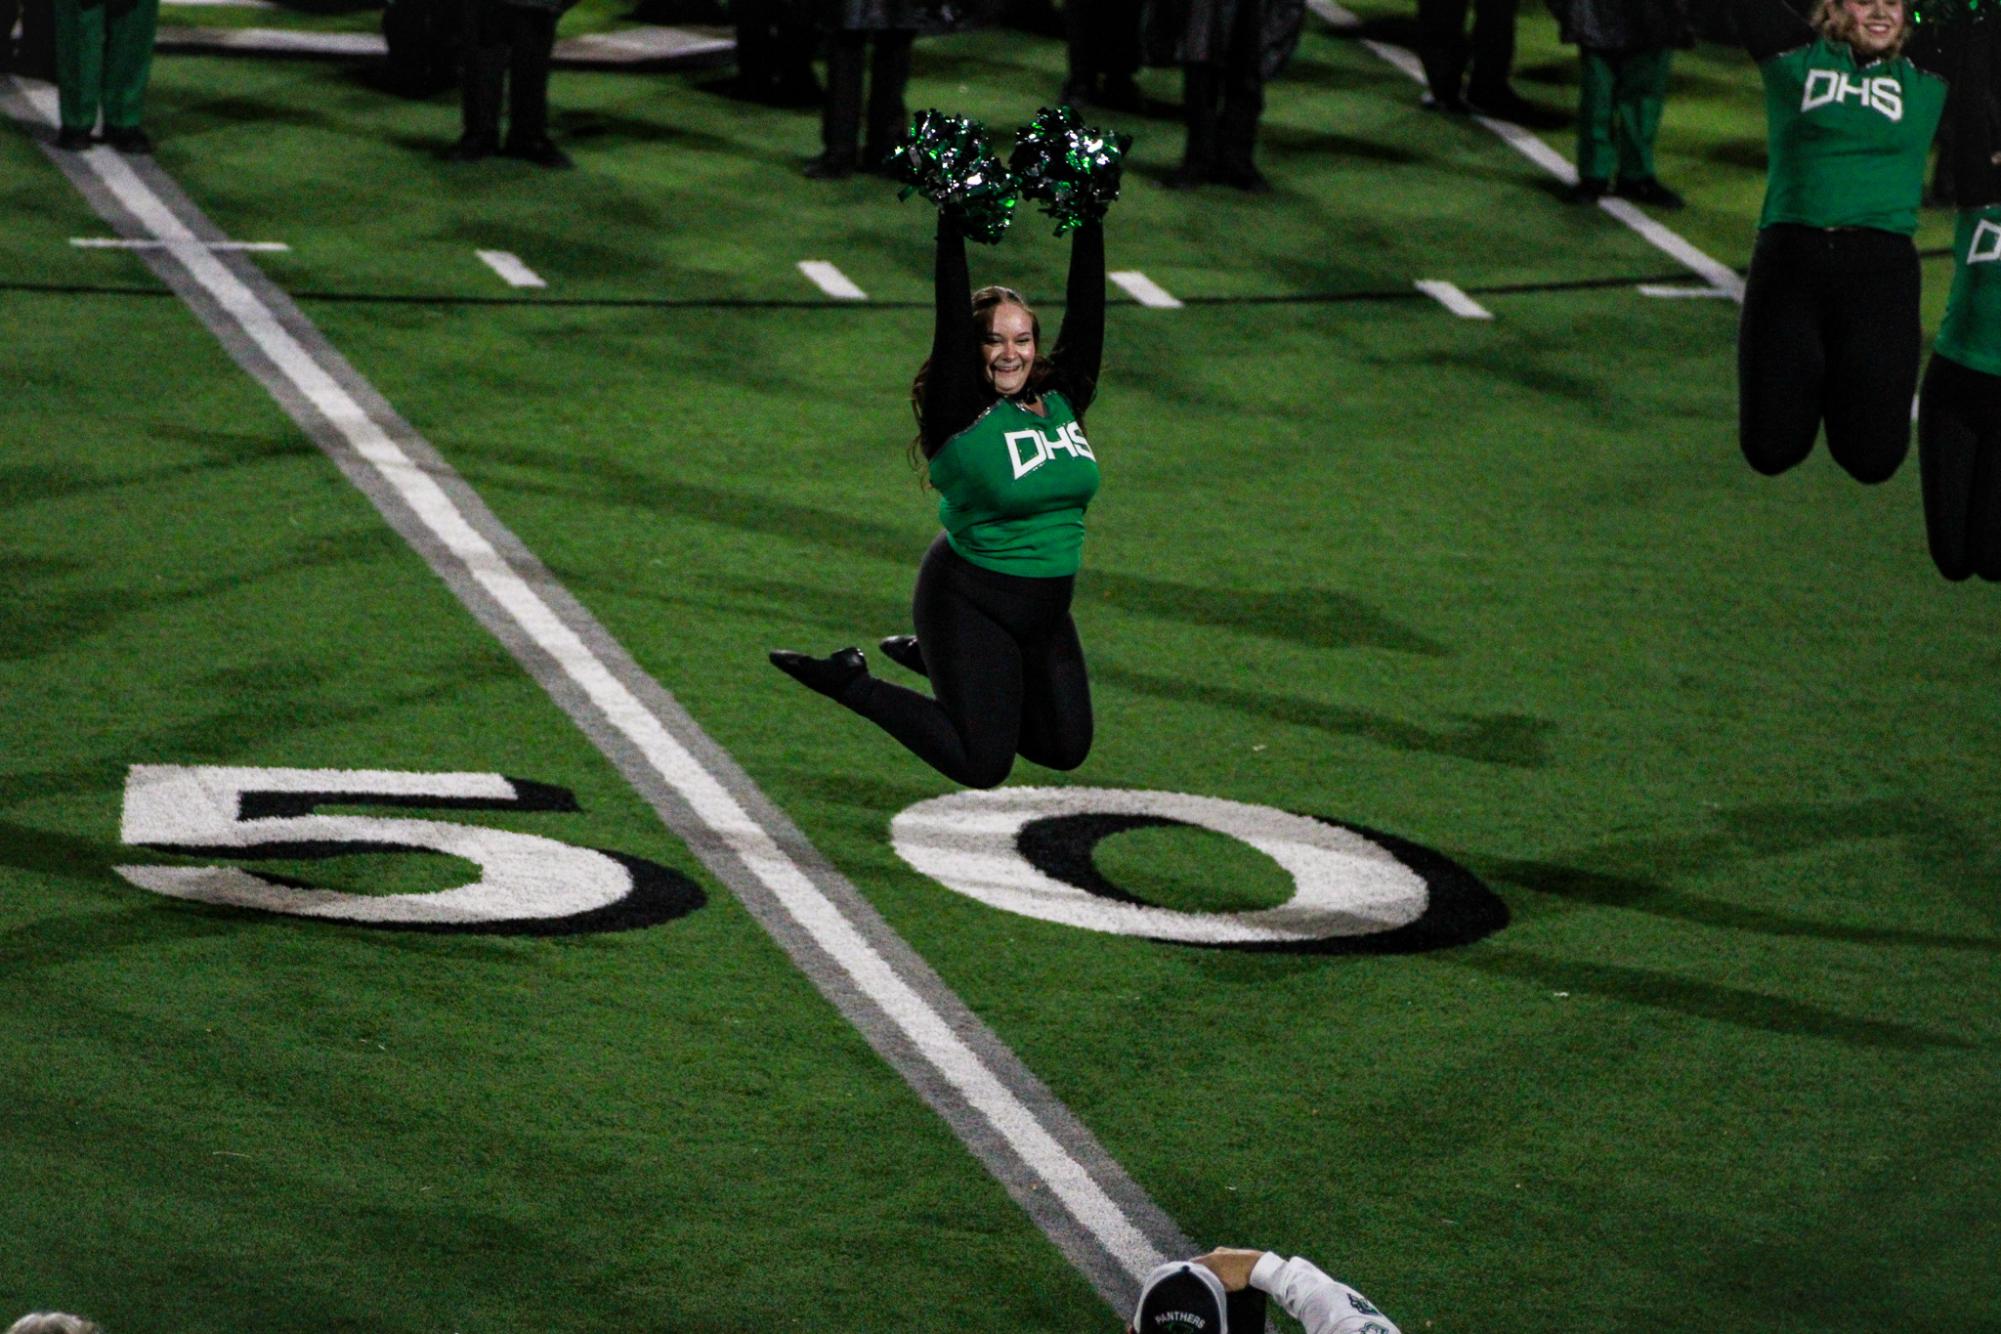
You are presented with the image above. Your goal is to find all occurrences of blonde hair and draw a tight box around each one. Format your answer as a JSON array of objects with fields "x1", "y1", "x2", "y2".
[{"x1": 1811, "y1": 0, "x2": 1911, "y2": 57}]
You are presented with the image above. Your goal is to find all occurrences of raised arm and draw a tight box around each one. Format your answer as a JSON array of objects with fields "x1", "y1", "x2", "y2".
[
  {"x1": 1739, "y1": 0, "x2": 1813, "y2": 63},
  {"x1": 1048, "y1": 218, "x2": 1106, "y2": 416},
  {"x1": 920, "y1": 215, "x2": 992, "y2": 456}
]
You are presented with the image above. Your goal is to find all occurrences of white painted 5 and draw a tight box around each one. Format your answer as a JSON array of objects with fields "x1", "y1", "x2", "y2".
[
  {"x1": 890, "y1": 787, "x2": 1428, "y2": 944},
  {"x1": 115, "y1": 765, "x2": 631, "y2": 925}
]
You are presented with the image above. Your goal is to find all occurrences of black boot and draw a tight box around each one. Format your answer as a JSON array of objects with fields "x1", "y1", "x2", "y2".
[
  {"x1": 877, "y1": 635, "x2": 927, "y2": 677},
  {"x1": 770, "y1": 647, "x2": 870, "y2": 701}
]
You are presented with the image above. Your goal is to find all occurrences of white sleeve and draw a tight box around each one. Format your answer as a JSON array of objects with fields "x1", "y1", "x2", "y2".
[{"x1": 1248, "y1": 1253, "x2": 1402, "y2": 1334}]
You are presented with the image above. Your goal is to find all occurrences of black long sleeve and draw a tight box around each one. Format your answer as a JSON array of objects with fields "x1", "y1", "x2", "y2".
[
  {"x1": 1047, "y1": 219, "x2": 1105, "y2": 418},
  {"x1": 919, "y1": 216, "x2": 1110, "y2": 456},
  {"x1": 1740, "y1": 0, "x2": 1812, "y2": 62},
  {"x1": 919, "y1": 217, "x2": 991, "y2": 458}
]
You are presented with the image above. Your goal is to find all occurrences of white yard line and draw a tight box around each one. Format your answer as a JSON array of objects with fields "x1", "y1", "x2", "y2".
[
  {"x1": 1639, "y1": 283, "x2": 1736, "y2": 299},
  {"x1": 73, "y1": 236, "x2": 289, "y2": 252},
  {"x1": 12, "y1": 75, "x2": 1168, "y2": 1297},
  {"x1": 1109, "y1": 270, "x2": 1182, "y2": 309},
  {"x1": 1414, "y1": 279, "x2": 1494, "y2": 319},
  {"x1": 476, "y1": 249, "x2": 547, "y2": 289},
  {"x1": 1304, "y1": 0, "x2": 1362, "y2": 29},
  {"x1": 1349, "y1": 24, "x2": 1745, "y2": 301},
  {"x1": 796, "y1": 259, "x2": 866, "y2": 300}
]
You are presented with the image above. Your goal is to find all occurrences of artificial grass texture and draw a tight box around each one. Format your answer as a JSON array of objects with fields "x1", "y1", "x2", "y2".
[{"x1": 5, "y1": 13, "x2": 2000, "y2": 1333}]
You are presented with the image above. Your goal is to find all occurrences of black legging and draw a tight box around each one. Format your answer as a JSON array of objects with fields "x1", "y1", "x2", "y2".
[
  {"x1": 1739, "y1": 225, "x2": 1922, "y2": 485},
  {"x1": 1918, "y1": 351, "x2": 2001, "y2": 581},
  {"x1": 845, "y1": 534, "x2": 1092, "y2": 789}
]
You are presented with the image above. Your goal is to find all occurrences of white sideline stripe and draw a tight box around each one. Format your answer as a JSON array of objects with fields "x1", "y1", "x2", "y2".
[
  {"x1": 15, "y1": 78, "x2": 1162, "y2": 1290},
  {"x1": 1355, "y1": 34, "x2": 1745, "y2": 301},
  {"x1": 1305, "y1": 0, "x2": 1362, "y2": 29},
  {"x1": 797, "y1": 259, "x2": 866, "y2": 300},
  {"x1": 73, "y1": 236, "x2": 289, "y2": 252},
  {"x1": 476, "y1": 249, "x2": 547, "y2": 289},
  {"x1": 1414, "y1": 279, "x2": 1493, "y2": 319},
  {"x1": 1109, "y1": 270, "x2": 1182, "y2": 309},
  {"x1": 1638, "y1": 283, "x2": 1735, "y2": 299},
  {"x1": 155, "y1": 24, "x2": 386, "y2": 53}
]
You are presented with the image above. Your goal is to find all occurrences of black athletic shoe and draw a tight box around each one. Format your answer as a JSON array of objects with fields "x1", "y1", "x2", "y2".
[
  {"x1": 1565, "y1": 176, "x2": 1609, "y2": 204},
  {"x1": 1616, "y1": 177, "x2": 1686, "y2": 210},
  {"x1": 769, "y1": 646, "x2": 868, "y2": 700},
  {"x1": 55, "y1": 126, "x2": 94, "y2": 151},
  {"x1": 446, "y1": 132, "x2": 498, "y2": 162},
  {"x1": 1420, "y1": 90, "x2": 1469, "y2": 114},
  {"x1": 504, "y1": 136, "x2": 573, "y2": 169},
  {"x1": 1216, "y1": 161, "x2": 1271, "y2": 194},
  {"x1": 103, "y1": 125, "x2": 152, "y2": 153},
  {"x1": 803, "y1": 152, "x2": 856, "y2": 180},
  {"x1": 878, "y1": 634, "x2": 928, "y2": 678}
]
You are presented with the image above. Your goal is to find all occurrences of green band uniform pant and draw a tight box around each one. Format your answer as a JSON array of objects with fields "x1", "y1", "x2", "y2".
[
  {"x1": 52, "y1": 0, "x2": 157, "y2": 131},
  {"x1": 1575, "y1": 46, "x2": 1670, "y2": 185}
]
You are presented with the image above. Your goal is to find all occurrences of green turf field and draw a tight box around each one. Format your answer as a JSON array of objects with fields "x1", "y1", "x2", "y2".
[{"x1": 3, "y1": 9, "x2": 1998, "y2": 1331}]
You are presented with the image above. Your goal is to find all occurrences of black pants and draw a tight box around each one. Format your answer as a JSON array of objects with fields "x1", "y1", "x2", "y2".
[
  {"x1": 847, "y1": 534, "x2": 1093, "y2": 789},
  {"x1": 821, "y1": 29, "x2": 912, "y2": 166},
  {"x1": 1181, "y1": 0, "x2": 1265, "y2": 172},
  {"x1": 1065, "y1": 0, "x2": 1140, "y2": 88},
  {"x1": 463, "y1": 0, "x2": 556, "y2": 144},
  {"x1": 1417, "y1": 0, "x2": 1517, "y2": 101},
  {"x1": 1918, "y1": 352, "x2": 2001, "y2": 581},
  {"x1": 1738, "y1": 225, "x2": 1921, "y2": 484}
]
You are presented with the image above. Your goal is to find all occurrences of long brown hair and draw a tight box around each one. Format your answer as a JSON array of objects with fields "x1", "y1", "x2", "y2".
[
  {"x1": 1811, "y1": 0, "x2": 1911, "y2": 57},
  {"x1": 907, "y1": 285, "x2": 1058, "y2": 480}
]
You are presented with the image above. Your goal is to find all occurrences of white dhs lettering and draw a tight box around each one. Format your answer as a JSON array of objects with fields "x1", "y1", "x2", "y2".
[
  {"x1": 1802, "y1": 69, "x2": 1903, "y2": 121},
  {"x1": 1969, "y1": 220, "x2": 2001, "y2": 265},
  {"x1": 1004, "y1": 421, "x2": 1096, "y2": 479}
]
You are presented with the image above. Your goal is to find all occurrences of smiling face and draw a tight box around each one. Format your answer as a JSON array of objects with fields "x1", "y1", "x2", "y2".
[
  {"x1": 1825, "y1": 0, "x2": 1906, "y2": 57},
  {"x1": 980, "y1": 301, "x2": 1037, "y2": 398}
]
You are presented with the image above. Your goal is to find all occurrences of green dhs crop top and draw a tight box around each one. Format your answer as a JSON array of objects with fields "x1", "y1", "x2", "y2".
[
  {"x1": 1757, "y1": 38, "x2": 1948, "y2": 235},
  {"x1": 1938, "y1": 206, "x2": 2001, "y2": 378},
  {"x1": 928, "y1": 389, "x2": 1101, "y2": 578}
]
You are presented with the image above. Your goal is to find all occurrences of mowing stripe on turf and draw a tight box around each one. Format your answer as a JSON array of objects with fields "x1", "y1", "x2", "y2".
[
  {"x1": 5, "y1": 76, "x2": 1192, "y2": 1313},
  {"x1": 476, "y1": 248, "x2": 547, "y2": 289},
  {"x1": 1340, "y1": 19, "x2": 1745, "y2": 300}
]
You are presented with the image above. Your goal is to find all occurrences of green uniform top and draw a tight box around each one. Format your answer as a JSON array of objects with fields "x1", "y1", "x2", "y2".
[
  {"x1": 1757, "y1": 37, "x2": 1949, "y2": 235},
  {"x1": 1937, "y1": 205, "x2": 2001, "y2": 378},
  {"x1": 929, "y1": 389, "x2": 1101, "y2": 578}
]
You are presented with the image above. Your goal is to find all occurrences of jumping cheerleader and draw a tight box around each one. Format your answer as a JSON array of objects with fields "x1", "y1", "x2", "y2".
[
  {"x1": 1918, "y1": 17, "x2": 2001, "y2": 580},
  {"x1": 770, "y1": 185, "x2": 1108, "y2": 789},
  {"x1": 1736, "y1": 0, "x2": 1957, "y2": 483}
]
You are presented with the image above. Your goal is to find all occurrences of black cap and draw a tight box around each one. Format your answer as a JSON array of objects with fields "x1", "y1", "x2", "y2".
[{"x1": 1132, "y1": 1262, "x2": 1228, "y2": 1334}]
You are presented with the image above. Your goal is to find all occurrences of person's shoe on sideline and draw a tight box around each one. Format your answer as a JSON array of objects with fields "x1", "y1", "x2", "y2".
[
  {"x1": 1616, "y1": 176, "x2": 1685, "y2": 210},
  {"x1": 103, "y1": 125, "x2": 151, "y2": 153}
]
